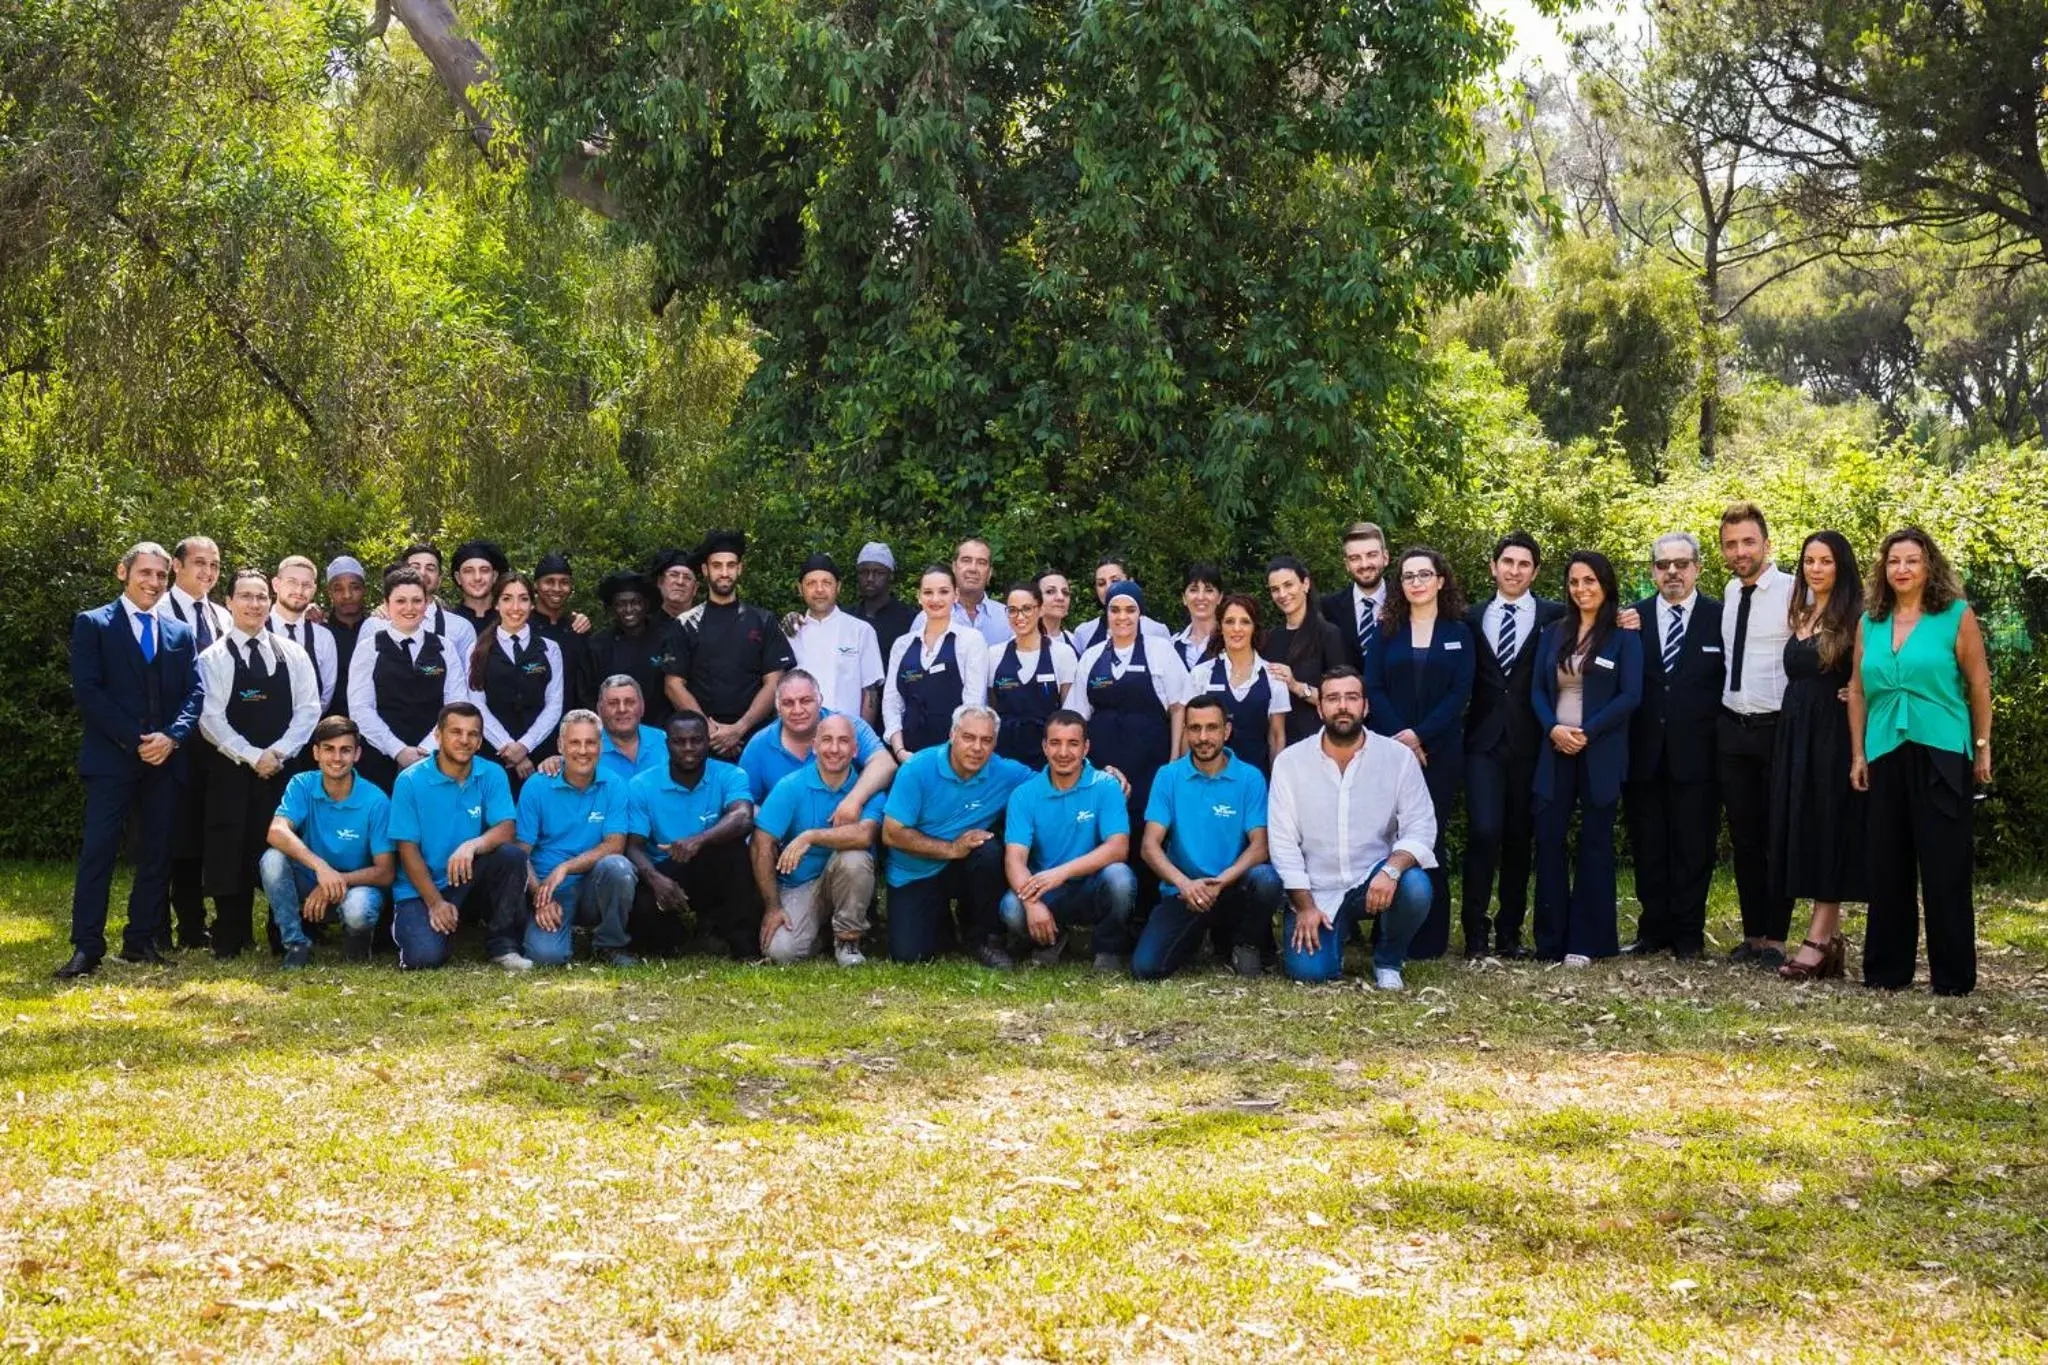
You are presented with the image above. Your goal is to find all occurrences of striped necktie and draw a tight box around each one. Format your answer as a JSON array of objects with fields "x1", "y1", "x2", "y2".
[
  {"x1": 1663, "y1": 603, "x2": 1685, "y2": 672},
  {"x1": 1495, "y1": 603, "x2": 1517, "y2": 671},
  {"x1": 1357, "y1": 596, "x2": 1377, "y2": 659}
]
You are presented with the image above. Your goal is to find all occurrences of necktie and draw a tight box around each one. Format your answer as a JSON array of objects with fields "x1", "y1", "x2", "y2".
[
  {"x1": 242, "y1": 639, "x2": 267, "y2": 680},
  {"x1": 285, "y1": 621, "x2": 298, "y2": 643},
  {"x1": 192, "y1": 601, "x2": 214, "y2": 651},
  {"x1": 139, "y1": 612, "x2": 156, "y2": 663},
  {"x1": 1495, "y1": 603, "x2": 1517, "y2": 671},
  {"x1": 1731, "y1": 584, "x2": 1757, "y2": 690},
  {"x1": 1357, "y1": 596, "x2": 1377, "y2": 660},
  {"x1": 402, "y1": 636, "x2": 416, "y2": 666},
  {"x1": 1663, "y1": 604, "x2": 1685, "y2": 673}
]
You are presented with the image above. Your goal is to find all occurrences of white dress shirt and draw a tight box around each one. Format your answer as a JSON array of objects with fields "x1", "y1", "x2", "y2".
[
  {"x1": 1480, "y1": 593, "x2": 1537, "y2": 665},
  {"x1": 120, "y1": 596, "x2": 157, "y2": 647},
  {"x1": 1071, "y1": 612, "x2": 1173, "y2": 653},
  {"x1": 1068, "y1": 637, "x2": 1193, "y2": 718},
  {"x1": 197, "y1": 628, "x2": 320, "y2": 766},
  {"x1": 1721, "y1": 564, "x2": 1793, "y2": 714},
  {"x1": 883, "y1": 622, "x2": 991, "y2": 740},
  {"x1": 1268, "y1": 731, "x2": 1439, "y2": 925},
  {"x1": 952, "y1": 596, "x2": 1015, "y2": 647},
  {"x1": 155, "y1": 584, "x2": 228, "y2": 649},
  {"x1": 792, "y1": 607, "x2": 886, "y2": 716},
  {"x1": 999, "y1": 638, "x2": 1079, "y2": 692},
  {"x1": 361, "y1": 601, "x2": 478, "y2": 661},
  {"x1": 1653, "y1": 590, "x2": 1701, "y2": 664},
  {"x1": 345, "y1": 621, "x2": 469, "y2": 758},
  {"x1": 475, "y1": 626, "x2": 565, "y2": 754},
  {"x1": 1352, "y1": 583, "x2": 1387, "y2": 630},
  {"x1": 268, "y1": 608, "x2": 338, "y2": 710},
  {"x1": 1188, "y1": 652, "x2": 1292, "y2": 716}
]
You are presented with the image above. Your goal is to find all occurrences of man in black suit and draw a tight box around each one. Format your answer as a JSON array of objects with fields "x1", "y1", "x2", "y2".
[
  {"x1": 1623, "y1": 533, "x2": 1724, "y2": 959},
  {"x1": 1319, "y1": 521, "x2": 1390, "y2": 673},
  {"x1": 1460, "y1": 531, "x2": 1564, "y2": 958},
  {"x1": 59, "y1": 542, "x2": 206, "y2": 978}
]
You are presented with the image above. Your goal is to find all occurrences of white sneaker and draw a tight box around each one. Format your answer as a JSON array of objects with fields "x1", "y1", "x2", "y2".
[
  {"x1": 1373, "y1": 967, "x2": 1404, "y2": 991},
  {"x1": 1563, "y1": 953, "x2": 1591, "y2": 968},
  {"x1": 835, "y1": 942, "x2": 866, "y2": 967},
  {"x1": 492, "y1": 951, "x2": 534, "y2": 972}
]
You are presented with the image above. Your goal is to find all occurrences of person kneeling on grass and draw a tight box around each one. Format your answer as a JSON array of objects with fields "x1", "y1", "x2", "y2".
[
  {"x1": 261, "y1": 716, "x2": 395, "y2": 967},
  {"x1": 387, "y1": 703, "x2": 533, "y2": 971},
  {"x1": 624, "y1": 710, "x2": 759, "y2": 958},
  {"x1": 753, "y1": 715, "x2": 883, "y2": 966},
  {"x1": 997, "y1": 710, "x2": 1137, "y2": 971},
  {"x1": 1267, "y1": 668, "x2": 1436, "y2": 990},
  {"x1": 515, "y1": 709, "x2": 639, "y2": 967}
]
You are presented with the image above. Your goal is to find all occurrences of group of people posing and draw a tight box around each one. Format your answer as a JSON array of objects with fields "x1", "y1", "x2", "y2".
[{"x1": 58, "y1": 505, "x2": 1993, "y2": 995}]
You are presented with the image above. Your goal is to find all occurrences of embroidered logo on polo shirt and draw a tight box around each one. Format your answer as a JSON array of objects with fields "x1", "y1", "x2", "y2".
[
  {"x1": 466, "y1": 805, "x2": 482, "y2": 819},
  {"x1": 587, "y1": 810, "x2": 606, "y2": 823},
  {"x1": 1211, "y1": 803, "x2": 1238, "y2": 818},
  {"x1": 1074, "y1": 810, "x2": 1095, "y2": 824},
  {"x1": 334, "y1": 828, "x2": 362, "y2": 841}
]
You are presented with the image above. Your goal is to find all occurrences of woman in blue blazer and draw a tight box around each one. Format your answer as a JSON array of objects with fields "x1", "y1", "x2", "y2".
[
  {"x1": 1365, "y1": 546, "x2": 1475, "y2": 959},
  {"x1": 1530, "y1": 550, "x2": 1643, "y2": 964}
]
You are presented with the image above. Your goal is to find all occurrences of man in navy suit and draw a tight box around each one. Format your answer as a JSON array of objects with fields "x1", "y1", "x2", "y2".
[
  {"x1": 1623, "y1": 533, "x2": 1724, "y2": 959},
  {"x1": 59, "y1": 542, "x2": 207, "y2": 977},
  {"x1": 1460, "y1": 532, "x2": 1566, "y2": 957},
  {"x1": 1318, "y1": 521, "x2": 1390, "y2": 673}
]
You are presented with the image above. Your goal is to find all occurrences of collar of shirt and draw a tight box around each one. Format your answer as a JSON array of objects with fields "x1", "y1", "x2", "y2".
[
  {"x1": 497, "y1": 626, "x2": 531, "y2": 657},
  {"x1": 121, "y1": 597, "x2": 153, "y2": 634},
  {"x1": 312, "y1": 773, "x2": 374, "y2": 810},
  {"x1": 1354, "y1": 583, "x2": 1384, "y2": 612},
  {"x1": 386, "y1": 621, "x2": 428, "y2": 644},
  {"x1": 1657, "y1": 591, "x2": 1699, "y2": 625},
  {"x1": 227, "y1": 627, "x2": 267, "y2": 651},
  {"x1": 418, "y1": 758, "x2": 483, "y2": 790}
]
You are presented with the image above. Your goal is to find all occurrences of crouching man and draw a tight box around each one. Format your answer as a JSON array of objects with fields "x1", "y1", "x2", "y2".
[
  {"x1": 517, "y1": 710, "x2": 638, "y2": 967},
  {"x1": 753, "y1": 715, "x2": 883, "y2": 965},
  {"x1": 261, "y1": 716, "x2": 395, "y2": 966}
]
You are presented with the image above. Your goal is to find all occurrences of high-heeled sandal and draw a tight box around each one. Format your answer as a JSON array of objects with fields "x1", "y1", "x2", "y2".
[
  {"x1": 1820, "y1": 934, "x2": 1847, "y2": 980},
  {"x1": 1779, "y1": 938, "x2": 1837, "y2": 981}
]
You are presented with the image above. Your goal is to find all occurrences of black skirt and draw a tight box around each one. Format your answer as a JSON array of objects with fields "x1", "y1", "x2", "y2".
[{"x1": 1768, "y1": 634, "x2": 1867, "y2": 902}]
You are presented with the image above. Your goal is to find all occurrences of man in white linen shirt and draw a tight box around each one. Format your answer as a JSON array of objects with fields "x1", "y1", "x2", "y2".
[
  {"x1": 1267, "y1": 666, "x2": 1436, "y2": 990},
  {"x1": 785, "y1": 552, "x2": 885, "y2": 725}
]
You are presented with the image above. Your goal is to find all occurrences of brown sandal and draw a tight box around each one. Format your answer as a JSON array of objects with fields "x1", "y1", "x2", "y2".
[{"x1": 1779, "y1": 938, "x2": 1839, "y2": 981}]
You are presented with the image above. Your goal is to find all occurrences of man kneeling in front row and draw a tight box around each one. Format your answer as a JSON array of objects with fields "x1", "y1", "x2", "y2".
[
  {"x1": 262, "y1": 716, "x2": 395, "y2": 966},
  {"x1": 753, "y1": 715, "x2": 882, "y2": 965},
  {"x1": 997, "y1": 710, "x2": 1137, "y2": 971},
  {"x1": 516, "y1": 709, "x2": 639, "y2": 967},
  {"x1": 388, "y1": 703, "x2": 534, "y2": 970}
]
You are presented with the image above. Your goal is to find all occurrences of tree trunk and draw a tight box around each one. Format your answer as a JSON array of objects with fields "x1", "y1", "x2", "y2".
[{"x1": 1697, "y1": 255, "x2": 1720, "y2": 466}]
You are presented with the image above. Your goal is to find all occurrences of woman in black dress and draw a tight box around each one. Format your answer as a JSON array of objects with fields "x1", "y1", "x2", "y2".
[{"x1": 1770, "y1": 530, "x2": 1866, "y2": 980}]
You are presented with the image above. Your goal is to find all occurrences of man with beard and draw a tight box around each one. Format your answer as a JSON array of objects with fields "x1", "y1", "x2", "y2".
[
  {"x1": 850, "y1": 542, "x2": 916, "y2": 660},
  {"x1": 582, "y1": 571, "x2": 673, "y2": 727},
  {"x1": 269, "y1": 555, "x2": 339, "y2": 716},
  {"x1": 322, "y1": 556, "x2": 370, "y2": 715},
  {"x1": 448, "y1": 540, "x2": 509, "y2": 634},
  {"x1": 1320, "y1": 521, "x2": 1390, "y2": 673},
  {"x1": 1268, "y1": 668, "x2": 1436, "y2": 990},
  {"x1": 662, "y1": 530, "x2": 794, "y2": 760}
]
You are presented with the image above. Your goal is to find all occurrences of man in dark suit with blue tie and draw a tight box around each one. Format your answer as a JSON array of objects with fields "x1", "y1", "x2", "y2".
[
  {"x1": 58, "y1": 543, "x2": 207, "y2": 978},
  {"x1": 1318, "y1": 521, "x2": 1390, "y2": 673},
  {"x1": 1622, "y1": 533, "x2": 1724, "y2": 959},
  {"x1": 1460, "y1": 532, "x2": 1566, "y2": 957}
]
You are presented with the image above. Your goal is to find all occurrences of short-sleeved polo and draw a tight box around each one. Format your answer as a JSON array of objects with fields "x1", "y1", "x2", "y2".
[
  {"x1": 880, "y1": 745, "x2": 1034, "y2": 886},
  {"x1": 598, "y1": 724, "x2": 668, "y2": 784},
  {"x1": 516, "y1": 769, "x2": 629, "y2": 899},
  {"x1": 738, "y1": 710, "x2": 885, "y2": 801},
  {"x1": 756, "y1": 765, "x2": 886, "y2": 887},
  {"x1": 1144, "y1": 751, "x2": 1269, "y2": 892},
  {"x1": 387, "y1": 757, "x2": 516, "y2": 890},
  {"x1": 627, "y1": 760, "x2": 752, "y2": 847},
  {"x1": 274, "y1": 770, "x2": 392, "y2": 874},
  {"x1": 1003, "y1": 765, "x2": 1129, "y2": 872}
]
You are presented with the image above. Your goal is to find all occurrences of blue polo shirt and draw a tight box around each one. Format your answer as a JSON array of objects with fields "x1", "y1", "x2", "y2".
[
  {"x1": 738, "y1": 710, "x2": 886, "y2": 801},
  {"x1": 880, "y1": 745, "x2": 1035, "y2": 887},
  {"x1": 1143, "y1": 751, "x2": 1269, "y2": 893},
  {"x1": 1004, "y1": 764, "x2": 1129, "y2": 872},
  {"x1": 756, "y1": 765, "x2": 887, "y2": 887},
  {"x1": 387, "y1": 756, "x2": 516, "y2": 892},
  {"x1": 627, "y1": 760, "x2": 752, "y2": 848},
  {"x1": 516, "y1": 769, "x2": 629, "y2": 900},
  {"x1": 273, "y1": 770, "x2": 392, "y2": 874},
  {"x1": 599, "y1": 724, "x2": 668, "y2": 784}
]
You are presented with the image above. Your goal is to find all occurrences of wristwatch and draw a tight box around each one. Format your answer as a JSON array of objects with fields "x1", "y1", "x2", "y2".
[{"x1": 1377, "y1": 865, "x2": 1400, "y2": 883}]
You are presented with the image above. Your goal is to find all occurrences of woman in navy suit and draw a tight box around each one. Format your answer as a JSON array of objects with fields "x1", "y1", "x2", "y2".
[
  {"x1": 1531, "y1": 550, "x2": 1643, "y2": 965},
  {"x1": 1364, "y1": 546, "x2": 1474, "y2": 959}
]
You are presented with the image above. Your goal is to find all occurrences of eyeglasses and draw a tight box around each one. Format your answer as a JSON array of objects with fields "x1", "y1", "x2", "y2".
[
  {"x1": 1399, "y1": 570, "x2": 1438, "y2": 584},
  {"x1": 1652, "y1": 558, "x2": 1697, "y2": 572},
  {"x1": 1003, "y1": 604, "x2": 1036, "y2": 616}
]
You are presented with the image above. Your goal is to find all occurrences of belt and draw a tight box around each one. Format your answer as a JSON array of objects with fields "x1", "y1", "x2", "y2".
[{"x1": 1719, "y1": 707, "x2": 1779, "y2": 728}]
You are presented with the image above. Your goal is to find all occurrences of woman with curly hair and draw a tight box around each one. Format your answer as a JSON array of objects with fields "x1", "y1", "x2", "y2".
[{"x1": 1850, "y1": 527, "x2": 1994, "y2": 996}]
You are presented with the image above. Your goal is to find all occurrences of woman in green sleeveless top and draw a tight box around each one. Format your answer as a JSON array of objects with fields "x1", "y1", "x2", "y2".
[{"x1": 1847, "y1": 528, "x2": 1993, "y2": 996}]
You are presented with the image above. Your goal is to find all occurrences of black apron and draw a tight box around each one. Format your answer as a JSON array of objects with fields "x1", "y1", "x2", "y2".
[
  {"x1": 992, "y1": 639, "x2": 1062, "y2": 769},
  {"x1": 361, "y1": 630, "x2": 448, "y2": 791},
  {"x1": 895, "y1": 629, "x2": 964, "y2": 753},
  {"x1": 202, "y1": 639, "x2": 297, "y2": 896},
  {"x1": 1084, "y1": 634, "x2": 1173, "y2": 830},
  {"x1": 1194, "y1": 655, "x2": 1277, "y2": 773},
  {"x1": 480, "y1": 631, "x2": 557, "y2": 771},
  {"x1": 266, "y1": 618, "x2": 323, "y2": 773}
]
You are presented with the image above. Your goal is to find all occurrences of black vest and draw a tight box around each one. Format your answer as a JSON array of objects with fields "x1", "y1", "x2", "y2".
[
  {"x1": 225, "y1": 637, "x2": 296, "y2": 750},
  {"x1": 482, "y1": 632, "x2": 552, "y2": 741},
  {"x1": 371, "y1": 630, "x2": 448, "y2": 747}
]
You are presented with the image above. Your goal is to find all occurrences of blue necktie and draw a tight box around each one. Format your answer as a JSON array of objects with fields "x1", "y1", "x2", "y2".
[
  {"x1": 1663, "y1": 604, "x2": 1685, "y2": 673},
  {"x1": 194, "y1": 603, "x2": 214, "y2": 651},
  {"x1": 1495, "y1": 604, "x2": 1517, "y2": 671},
  {"x1": 1357, "y1": 597, "x2": 1377, "y2": 659},
  {"x1": 139, "y1": 612, "x2": 156, "y2": 663}
]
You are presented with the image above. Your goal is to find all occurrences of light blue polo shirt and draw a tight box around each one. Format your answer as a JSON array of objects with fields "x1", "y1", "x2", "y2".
[
  {"x1": 756, "y1": 765, "x2": 887, "y2": 887},
  {"x1": 516, "y1": 769, "x2": 629, "y2": 900},
  {"x1": 387, "y1": 756, "x2": 516, "y2": 892},
  {"x1": 738, "y1": 710, "x2": 886, "y2": 801},
  {"x1": 599, "y1": 724, "x2": 668, "y2": 784},
  {"x1": 627, "y1": 760, "x2": 752, "y2": 848},
  {"x1": 881, "y1": 745, "x2": 1035, "y2": 887},
  {"x1": 274, "y1": 770, "x2": 392, "y2": 874},
  {"x1": 1004, "y1": 764, "x2": 1129, "y2": 873},
  {"x1": 1143, "y1": 751, "x2": 1269, "y2": 893}
]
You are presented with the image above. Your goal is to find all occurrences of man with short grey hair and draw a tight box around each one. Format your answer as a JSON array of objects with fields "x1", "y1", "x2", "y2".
[
  {"x1": 595, "y1": 674, "x2": 666, "y2": 782},
  {"x1": 516, "y1": 709, "x2": 639, "y2": 967},
  {"x1": 754, "y1": 715, "x2": 883, "y2": 966}
]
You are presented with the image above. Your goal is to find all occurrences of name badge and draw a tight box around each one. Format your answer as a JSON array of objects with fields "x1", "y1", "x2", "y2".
[
  {"x1": 1126, "y1": 664, "x2": 1147, "y2": 674},
  {"x1": 1443, "y1": 640, "x2": 1463, "y2": 651},
  {"x1": 928, "y1": 662, "x2": 948, "y2": 675},
  {"x1": 1594, "y1": 655, "x2": 1616, "y2": 670},
  {"x1": 1702, "y1": 645, "x2": 1722, "y2": 654}
]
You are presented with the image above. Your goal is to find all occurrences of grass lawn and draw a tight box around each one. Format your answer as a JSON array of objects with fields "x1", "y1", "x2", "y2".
[{"x1": 2, "y1": 863, "x2": 2045, "y2": 1362}]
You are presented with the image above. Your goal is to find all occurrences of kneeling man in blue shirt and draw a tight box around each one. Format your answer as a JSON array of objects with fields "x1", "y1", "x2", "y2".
[
  {"x1": 998, "y1": 710, "x2": 1138, "y2": 971},
  {"x1": 262, "y1": 715, "x2": 396, "y2": 966},
  {"x1": 753, "y1": 715, "x2": 884, "y2": 965},
  {"x1": 387, "y1": 703, "x2": 533, "y2": 970},
  {"x1": 517, "y1": 709, "x2": 637, "y2": 967}
]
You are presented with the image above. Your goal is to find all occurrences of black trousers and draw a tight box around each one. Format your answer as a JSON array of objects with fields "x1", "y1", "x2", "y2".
[
  {"x1": 1461, "y1": 746, "x2": 1537, "y2": 952},
  {"x1": 1863, "y1": 743, "x2": 1976, "y2": 995},
  {"x1": 1625, "y1": 773, "x2": 1719, "y2": 953},
  {"x1": 630, "y1": 841, "x2": 761, "y2": 958},
  {"x1": 1717, "y1": 712, "x2": 1791, "y2": 941}
]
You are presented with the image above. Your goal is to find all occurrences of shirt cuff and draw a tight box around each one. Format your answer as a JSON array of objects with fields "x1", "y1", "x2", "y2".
[{"x1": 1392, "y1": 838, "x2": 1437, "y2": 871}]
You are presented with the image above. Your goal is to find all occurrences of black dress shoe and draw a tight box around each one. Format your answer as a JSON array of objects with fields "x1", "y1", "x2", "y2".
[
  {"x1": 1497, "y1": 943, "x2": 1534, "y2": 961},
  {"x1": 1620, "y1": 940, "x2": 1670, "y2": 956},
  {"x1": 54, "y1": 951, "x2": 101, "y2": 979},
  {"x1": 1672, "y1": 945, "x2": 1704, "y2": 962},
  {"x1": 1727, "y1": 941, "x2": 1761, "y2": 964},
  {"x1": 113, "y1": 945, "x2": 170, "y2": 966}
]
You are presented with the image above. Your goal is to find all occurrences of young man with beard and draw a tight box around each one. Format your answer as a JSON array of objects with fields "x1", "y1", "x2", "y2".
[
  {"x1": 1319, "y1": 522, "x2": 1390, "y2": 674},
  {"x1": 661, "y1": 530, "x2": 794, "y2": 760},
  {"x1": 269, "y1": 555, "x2": 339, "y2": 715}
]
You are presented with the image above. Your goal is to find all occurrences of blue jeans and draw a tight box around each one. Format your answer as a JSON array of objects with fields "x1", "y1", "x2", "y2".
[
  {"x1": 392, "y1": 844, "x2": 530, "y2": 969},
  {"x1": 523, "y1": 854, "x2": 637, "y2": 965},
  {"x1": 259, "y1": 848, "x2": 383, "y2": 951},
  {"x1": 1131, "y1": 864, "x2": 1283, "y2": 980},
  {"x1": 998, "y1": 863, "x2": 1138, "y2": 955},
  {"x1": 1281, "y1": 861, "x2": 1431, "y2": 982}
]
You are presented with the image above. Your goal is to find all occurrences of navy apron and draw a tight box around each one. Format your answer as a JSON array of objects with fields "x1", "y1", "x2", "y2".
[
  {"x1": 361, "y1": 630, "x2": 447, "y2": 791},
  {"x1": 1084, "y1": 633, "x2": 1172, "y2": 828},
  {"x1": 202, "y1": 638, "x2": 297, "y2": 896},
  {"x1": 992, "y1": 639, "x2": 1063, "y2": 768},
  {"x1": 1197, "y1": 656, "x2": 1277, "y2": 773},
  {"x1": 896, "y1": 628, "x2": 964, "y2": 753}
]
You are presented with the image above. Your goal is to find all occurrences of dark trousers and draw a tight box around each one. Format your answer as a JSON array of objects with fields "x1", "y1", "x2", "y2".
[
  {"x1": 886, "y1": 840, "x2": 1006, "y2": 963},
  {"x1": 391, "y1": 844, "x2": 531, "y2": 968},
  {"x1": 1625, "y1": 773, "x2": 1718, "y2": 953},
  {"x1": 1408, "y1": 757, "x2": 1460, "y2": 960},
  {"x1": 1717, "y1": 711, "x2": 1792, "y2": 941},
  {"x1": 71, "y1": 765, "x2": 182, "y2": 959},
  {"x1": 630, "y1": 841, "x2": 761, "y2": 958},
  {"x1": 1461, "y1": 746, "x2": 1536, "y2": 952},
  {"x1": 1131, "y1": 865, "x2": 1283, "y2": 979},
  {"x1": 1863, "y1": 743, "x2": 1976, "y2": 995},
  {"x1": 1534, "y1": 754, "x2": 1621, "y2": 960}
]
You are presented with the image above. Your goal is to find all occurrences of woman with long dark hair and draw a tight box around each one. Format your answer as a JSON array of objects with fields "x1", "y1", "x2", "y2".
[
  {"x1": 1182, "y1": 592, "x2": 1289, "y2": 772},
  {"x1": 469, "y1": 571, "x2": 566, "y2": 793},
  {"x1": 1850, "y1": 527, "x2": 1994, "y2": 995},
  {"x1": 1530, "y1": 551, "x2": 1642, "y2": 964},
  {"x1": 1772, "y1": 531, "x2": 1867, "y2": 980},
  {"x1": 1364, "y1": 546, "x2": 1475, "y2": 960}
]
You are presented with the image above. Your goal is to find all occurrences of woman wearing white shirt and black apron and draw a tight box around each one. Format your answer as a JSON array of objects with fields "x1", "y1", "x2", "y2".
[
  {"x1": 469, "y1": 572, "x2": 564, "y2": 794},
  {"x1": 989, "y1": 581, "x2": 1077, "y2": 768},
  {"x1": 883, "y1": 565, "x2": 990, "y2": 760}
]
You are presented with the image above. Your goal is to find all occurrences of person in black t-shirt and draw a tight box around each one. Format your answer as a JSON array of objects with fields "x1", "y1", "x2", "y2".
[
  {"x1": 583, "y1": 571, "x2": 672, "y2": 726},
  {"x1": 662, "y1": 531, "x2": 795, "y2": 759}
]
